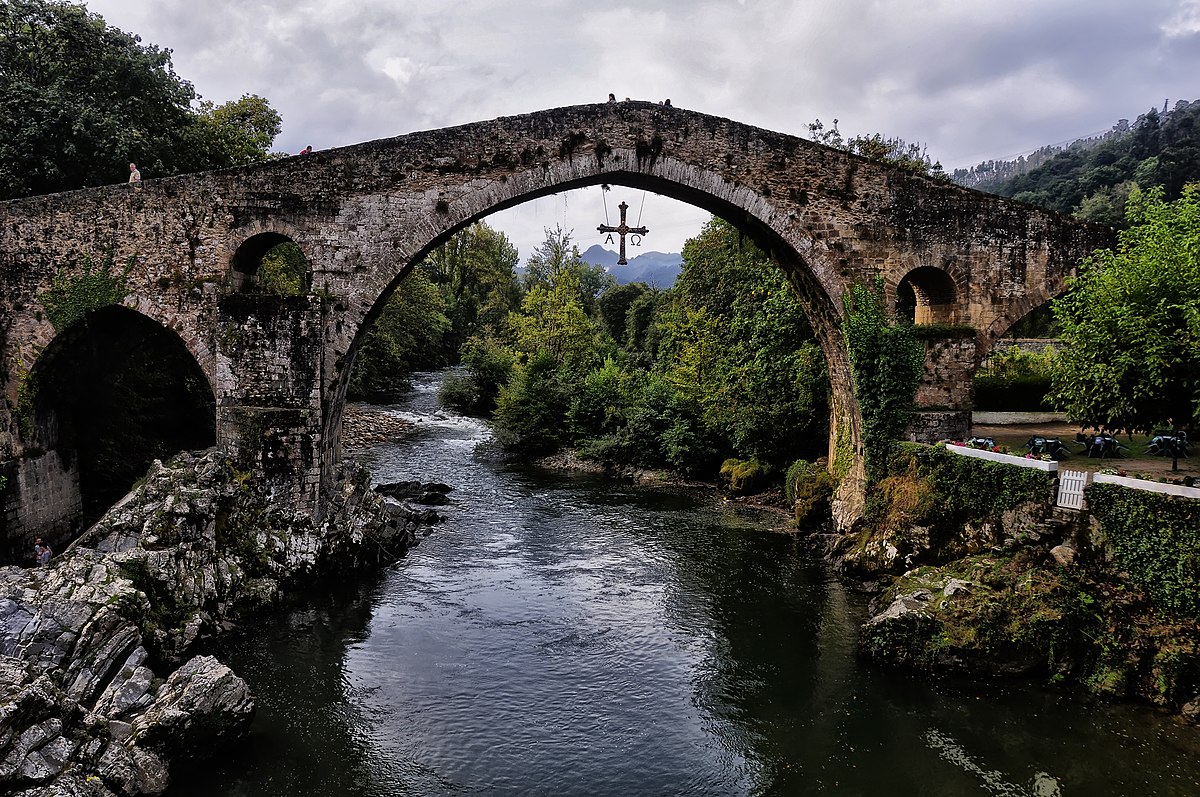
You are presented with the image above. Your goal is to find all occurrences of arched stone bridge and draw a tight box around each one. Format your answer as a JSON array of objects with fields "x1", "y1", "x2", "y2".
[{"x1": 0, "y1": 102, "x2": 1112, "y2": 553}]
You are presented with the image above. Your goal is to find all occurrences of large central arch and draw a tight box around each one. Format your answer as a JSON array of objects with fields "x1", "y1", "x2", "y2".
[{"x1": 327, "y1": 157, "x2": 867, "y2": 523}]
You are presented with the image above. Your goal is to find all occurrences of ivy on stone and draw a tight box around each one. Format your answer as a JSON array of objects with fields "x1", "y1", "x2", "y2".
[
  {"x1": 39, "y1": 253, "x2": 133, "y2": 332},
  {"x1": 1088, "y1": 482, "x2": 1200, "y2": 618},
  {"x1": 842, "y1": 282, "x2": 925, "y2": 483}
]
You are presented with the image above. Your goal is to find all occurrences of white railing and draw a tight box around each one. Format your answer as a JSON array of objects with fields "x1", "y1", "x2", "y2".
[
  {"x1": 1092, "y1": 472, "x2": 1200, "y2": 499},
  {"x1": 943, "y1": 444, "x2": 1200, "y2": 504},
  {"x1": 944, "y1": 445, "x2": 1059, "y2": 472}
]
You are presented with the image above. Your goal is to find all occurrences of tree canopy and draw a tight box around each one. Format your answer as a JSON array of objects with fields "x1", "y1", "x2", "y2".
[
  {"x1": 1049, "y1": 184, "x2": 1200, "y2": 436},
  {"x1": 954, "y1": 99, "x2": 1200, "y2": 226},
  {"x1": 0, "y1": 0, "x2": 281, "y2": 199}
]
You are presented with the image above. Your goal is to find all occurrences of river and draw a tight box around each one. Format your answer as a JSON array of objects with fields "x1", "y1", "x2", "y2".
[{"x1": 172, "y1": 372, "x2": 1200, "y2": 796}]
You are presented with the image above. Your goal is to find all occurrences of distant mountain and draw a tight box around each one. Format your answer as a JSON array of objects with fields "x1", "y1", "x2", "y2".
[{"x1": 581, "y1": 244, "x2": 682, "y2": 287}]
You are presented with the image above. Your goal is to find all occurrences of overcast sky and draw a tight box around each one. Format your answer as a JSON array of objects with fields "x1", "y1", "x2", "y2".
[{"x1": 83, "y1": 0, "x2": 1200, "y2": 261}]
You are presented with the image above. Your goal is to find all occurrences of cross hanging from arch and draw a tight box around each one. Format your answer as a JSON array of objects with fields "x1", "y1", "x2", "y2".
[{"x1": 597, "y1": 201, "x2": 648, "y2": 265}]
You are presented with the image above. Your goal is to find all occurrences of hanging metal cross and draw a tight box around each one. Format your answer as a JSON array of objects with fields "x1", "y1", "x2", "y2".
[{"x1": 597, "y1": 201, "x2": 648, "y2": 265}]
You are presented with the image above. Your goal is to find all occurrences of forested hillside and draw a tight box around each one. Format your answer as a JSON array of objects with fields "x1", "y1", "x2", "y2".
[{"x1": 952, "y1": 99, "x2": 1200, "y2": 226}]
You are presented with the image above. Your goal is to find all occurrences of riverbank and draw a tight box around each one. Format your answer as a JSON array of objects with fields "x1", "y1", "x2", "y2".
[
  {"x1": 0, "y1": 450, "x2": 433, "y2": 796},
  {"x1": 530, "y1": 448, "x2": 795, "y2": 528},
  {"x1": 846, "y1": 443, "x2": 1200, "y2": 723}
]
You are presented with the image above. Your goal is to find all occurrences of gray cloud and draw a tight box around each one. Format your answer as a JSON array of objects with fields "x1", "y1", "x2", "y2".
[{"x1": 83, "y1": 0, "x2": 1200, "y2": 258}]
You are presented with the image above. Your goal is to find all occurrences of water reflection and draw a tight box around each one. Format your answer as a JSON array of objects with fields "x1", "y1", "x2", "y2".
[{"x1": 172, "y1": 373, "x2": 1200, "y2": 796}]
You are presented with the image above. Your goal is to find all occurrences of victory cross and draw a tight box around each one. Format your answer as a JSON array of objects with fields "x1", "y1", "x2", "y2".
[{"x1": 597, "y1": 201, "x2": 648, "y2": 265}]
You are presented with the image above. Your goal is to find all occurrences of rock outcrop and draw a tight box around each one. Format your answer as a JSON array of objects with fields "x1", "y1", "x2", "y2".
[{"x1": 1, "y1": 450, "x2": 432, "y2": 795}]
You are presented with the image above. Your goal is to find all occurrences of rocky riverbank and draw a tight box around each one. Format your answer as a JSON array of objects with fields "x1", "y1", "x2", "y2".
[
  {"x1": 341, "y1": 403, "x2": 416, "y2": 450},
  {"x1": 1, "y1": 449, "x2": 435, "y2": 796},
  {"x1": 841, "y1": 444, "x2": 1200, "y2": 722}
]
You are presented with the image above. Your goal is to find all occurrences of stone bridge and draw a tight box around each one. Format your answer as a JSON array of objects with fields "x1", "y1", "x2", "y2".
[{"x1": 0, "y1": 102, "x2": 1112, "y2": 556}]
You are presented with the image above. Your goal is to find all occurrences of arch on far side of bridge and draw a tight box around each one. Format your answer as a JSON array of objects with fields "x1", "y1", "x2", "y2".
[
  {"x1": 322, "y1": 161, "x2": 868, "y2": 525},
  {"x1": 7, "y1": 306, "x2": 217, "y2": 558},
  {"x1": 228, "y1": 228, "x2": 313, "y2": 294},
  {"x1": 891, "y1": 265, "x2": 964, "y2": 326},
  {"x1": 979, "y1": 288, "x2": 1060, "y2": 360}
]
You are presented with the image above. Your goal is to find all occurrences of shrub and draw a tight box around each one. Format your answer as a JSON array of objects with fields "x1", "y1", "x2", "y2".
[
  {"x1": 720, "y1": 457, "x2": 769, "y2": 494},
  {"x1": 785, "y1": 459, "x2": 834, "y2": 528}
]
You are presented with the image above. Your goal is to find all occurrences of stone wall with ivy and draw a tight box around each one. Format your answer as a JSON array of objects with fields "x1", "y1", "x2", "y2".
[
  {"x1": 1088, "y1": 483, "x2": 1200, "y2": 618},
  {"x1": 854, "y1": 445, "x2": 1200, "y2": 715},
  {"x1": 838, "y1": 442, "x2": 1056, "y2": 575}
]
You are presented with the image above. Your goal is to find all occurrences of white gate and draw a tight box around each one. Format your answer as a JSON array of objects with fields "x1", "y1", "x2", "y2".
[{"x1": 1057, "y1": 469, "x2": 1089, "y2": 510}]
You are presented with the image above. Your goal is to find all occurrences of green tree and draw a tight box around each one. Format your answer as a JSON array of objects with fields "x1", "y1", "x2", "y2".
[
  {"x1": 1049, "y1": 185, "x2": 1200, "y2": 462},
  {"x1": 522, "y1": 226, "x2": 615, "y2": 315},
  {"x1": 422, "y1": 222, "x2": 522, "y2": 357},
  {"x1": 0, "y1": 0, "x2": 280, "y2": 199},
  {"x1": 256, "y1": 242, "x2": 305, "y2": 296},
  {"x1": 507, "y1": 268, "x2": 606, "y2": 378},
  {"x1": 348, "y1": 268, "x2": 451, "y2": 401},
  {"x1": 657, "y1": 218, "x2": 828, "y2": 468},
  {"x1": 596, "y1": 282, "x2": 649, "y2": 342},
  {"x1": 182, "y1": 94, "x2": 282, "y2": 170}
]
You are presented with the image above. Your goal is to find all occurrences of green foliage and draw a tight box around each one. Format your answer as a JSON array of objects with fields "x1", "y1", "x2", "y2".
[
  {"x1": 719, "y1": 458, "x2": 769, "y2": 494},
  {"x1": 1049, "y1": 185, "x2": 1200, "y2": 438},
  {"x1": 507, "y1": 268, "x2": 606, "y2": 378},
  {"x1": 438, "y1": 335, "x2": 517, "y2": 415},
  {"x1": 842, "y1": 282, "x2": 924, "y2": 482},
  {"x1": 255, "y1": 242, "x2": 306, "y2": 296},
  {"x1": 807, "y1": 118, "x2": 947, "y2": 179},
  {"x1": 485, "y1": 218, "x2": 828, "y2": 480},
  {"x1": 492, "y1": 351, "x2": 569, "y2": 455},
  {"x1": 0, "y1": 0, "x2": 282, "y2": 199},
  {"x1": 1088, "y1": 483, "x2": 1200, "y2": 618},
  {"x1": 422, "y1": 222, "x2": 522, "y2": 358},
  {"x1": 658, "y1": 218, "x2": 828, "y2": 468},
  {"x1": 39, "y1": 253, "x2": 133, "y2": 332},
  {"x1": 975, "y1": 343, "x2": 1058, "y2": 411},
  {"x1": 873, "y1": 444, "x2": 1051, "y2": 537},
  {"x1": 521, "y1": 225, "x2": 614, "y2": 315},
  {"x1": 185, "y1": 94, "x2": 283, "y2": 168},
  {"x1": 348, "y1": 268, "x2": 451, "y2": 401},
  {"x1": 785, "y1": 458, "x2": 834, "y2": 527},
  {"x1": 596, "y1": 282, "x2": 649, "y2": 342},
  {"x1": 14, "y1": 356, "x2": 37, "y2": 442},
  {"x1": 565, "y1": 357, "x2": 627, "y2": 440},
  {"x1": 576, "y1": 370, "x2": 717, "y2": 474}
]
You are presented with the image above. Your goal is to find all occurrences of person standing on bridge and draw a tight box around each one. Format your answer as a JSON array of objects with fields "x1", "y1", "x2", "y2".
[{"x1": 128, "y1": 162, "x2": 141, "y2": 191}]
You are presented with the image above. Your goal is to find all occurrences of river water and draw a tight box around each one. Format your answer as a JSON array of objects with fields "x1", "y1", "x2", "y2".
[{"x1": 173, "y1": 372, "x2": 1200, "y2": 796}]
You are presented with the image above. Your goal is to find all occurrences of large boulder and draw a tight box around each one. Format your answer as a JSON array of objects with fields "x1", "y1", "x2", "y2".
[{"x1": 131, "y1": 656, "x2": 254, "y2": 759}]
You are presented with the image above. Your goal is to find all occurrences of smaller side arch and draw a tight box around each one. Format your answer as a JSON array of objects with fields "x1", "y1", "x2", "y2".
[
  {"x1": 3, "y1": 306, "x2": 217, "y2": 561},
  {"x1": 229, "y1": 230, "x2": 312, "y2": 294},
  {"x1": 894, "y1": 265, "x2": 962, "y2": 325}
]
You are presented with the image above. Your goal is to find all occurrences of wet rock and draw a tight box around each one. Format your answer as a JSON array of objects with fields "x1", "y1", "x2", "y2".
[
  {"x1": 374, "y1": 480, "x2": 423, "y2": 499},
  {"x1": 132, "y1": 656, "x2": 254, "y2": 760},
  {"x1": 1181, "y1": 696, "x2": 1200, "y2": 725},
  {"x1": 98, "y1": 741, "x2": 169, "y2": 796}
]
